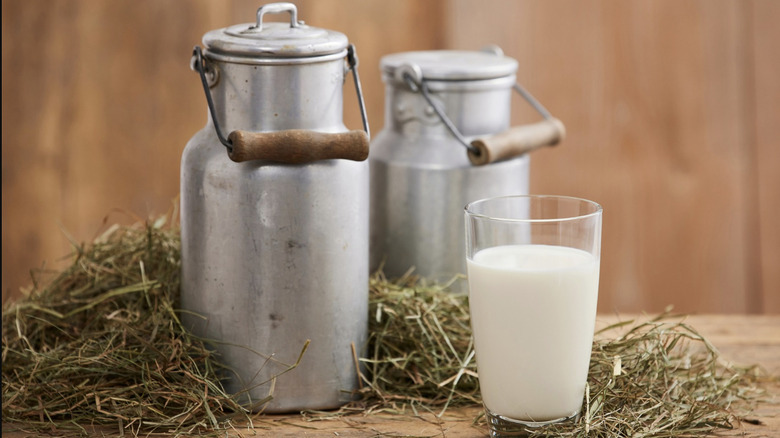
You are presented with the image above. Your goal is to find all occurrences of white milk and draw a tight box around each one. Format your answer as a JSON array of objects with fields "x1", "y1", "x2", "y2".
[{"x1": 467, "y1": 244, "x2": 599, "y2": 421}]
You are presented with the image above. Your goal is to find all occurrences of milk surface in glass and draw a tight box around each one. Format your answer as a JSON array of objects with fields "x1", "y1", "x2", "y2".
[{"x1": 467, "y1": 244, "x2": 599, "y2": 421}]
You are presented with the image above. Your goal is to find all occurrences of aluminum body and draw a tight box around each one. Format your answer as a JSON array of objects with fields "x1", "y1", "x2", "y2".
[
  {"x1": 370, "y1": 53, "x2": 529, "y2": 292},
  {"x1": 181, "y1": 28, "x2": 368, "y2": 412}
]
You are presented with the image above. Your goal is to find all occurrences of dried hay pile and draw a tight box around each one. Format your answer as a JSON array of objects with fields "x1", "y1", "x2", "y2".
[
  {"x1": 2, "y1": 217, "x2": 770, "y2": 437},
  {"x1": 2, "y1": 217, "x2": 248, "y2": 435}
]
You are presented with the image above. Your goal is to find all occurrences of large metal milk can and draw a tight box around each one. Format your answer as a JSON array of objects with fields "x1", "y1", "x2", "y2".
[
  {"x1": 369, "y1": 49, "x2": 565, "y2": 292},
  {"x1": 181, "y1": 3, "x2": 370, "y2": 413}
]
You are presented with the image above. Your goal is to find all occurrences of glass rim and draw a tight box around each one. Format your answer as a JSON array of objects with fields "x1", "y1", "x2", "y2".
[{"x1": 464, "y1": 194, "x2": 603, "y2": 223}]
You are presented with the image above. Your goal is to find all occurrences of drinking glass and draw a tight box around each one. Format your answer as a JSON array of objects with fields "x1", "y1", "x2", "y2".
[{"x1": 465, "y1": 195, "x2": 602, "y2": 437}]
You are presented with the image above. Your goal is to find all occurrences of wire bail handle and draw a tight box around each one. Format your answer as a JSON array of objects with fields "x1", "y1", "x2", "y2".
[
  {"x1": 397, "y1": 48, "x2": 565, "y2": 166},
  {"x1": 190, "y1": 42, "x2": 370, "y2": 163}
]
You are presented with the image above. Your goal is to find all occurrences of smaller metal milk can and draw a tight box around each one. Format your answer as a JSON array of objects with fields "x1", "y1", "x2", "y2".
[
  {"x1": 369, "y1": 48, "x2": 565, "y2": 292},
  {"x1": 181, "y1": 2, "x2": 370, "y2": 413}
]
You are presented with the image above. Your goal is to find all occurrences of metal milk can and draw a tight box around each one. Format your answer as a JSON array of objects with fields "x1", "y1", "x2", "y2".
[
  {"x1": 181, "y1": 2, "x2": 370, "y2": 413},
  {"x1": 369, "y1": 49, "x2": 565, "y2": 292}
]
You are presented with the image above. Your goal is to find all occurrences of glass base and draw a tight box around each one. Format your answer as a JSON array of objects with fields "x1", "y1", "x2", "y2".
[{"x1": 485, "y1": 407, "x2": 579, "y2": 437}]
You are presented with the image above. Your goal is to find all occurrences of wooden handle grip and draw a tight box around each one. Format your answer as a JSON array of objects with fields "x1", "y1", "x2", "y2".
[
  {"x1": 227, "y1": 129, "x2": 369, "y2": 164},
  {"x1": 468, "y1": 118, "x2": 566, "y2": 166}
]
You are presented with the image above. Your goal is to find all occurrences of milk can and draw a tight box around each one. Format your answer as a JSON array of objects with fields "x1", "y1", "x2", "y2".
[
  {"x1": 181, "y1": 3, "x2": 370, "y2": 413},
  {"x1": 369, "y1": 49, "x2": 565, "y2": 292}
]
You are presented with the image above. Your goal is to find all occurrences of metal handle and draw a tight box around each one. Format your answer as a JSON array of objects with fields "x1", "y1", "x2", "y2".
[
  {"x1": 398, "y1": 65, "x2": 480, "y2": 157},
  {"x1": 252, "y1": 2, "x2": 301, "y2": 31},
  {"x1": 399, "y1": 59, "x2": 565, "y2": 166},
  {"x1": 191, "y1": 45, "x2": 370, "y2": 163},
  {"x1": 467, "y1": 83, "x2": 563, "y2": 165}
]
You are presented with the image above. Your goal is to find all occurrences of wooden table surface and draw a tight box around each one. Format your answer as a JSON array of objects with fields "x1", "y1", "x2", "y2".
[{"x1": 4, "y1": 314, "x2": 779, "y2": 437}]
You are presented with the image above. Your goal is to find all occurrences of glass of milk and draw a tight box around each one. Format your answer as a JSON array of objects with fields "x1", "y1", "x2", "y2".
[{"x1": 465, "y1": 195, "x2": 602, "y2": 437}]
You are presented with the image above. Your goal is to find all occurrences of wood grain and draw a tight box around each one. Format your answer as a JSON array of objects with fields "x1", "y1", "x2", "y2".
[
  {"x1": 1, "y1": 0, "x2": 227, "y2": 302},
  {"x1": 751, "y1": 0, "x2": 780, "y2": 313},
  {"x1": 1, "y1": 1, "x2": 778, "y2": 314},
  {"x1": 448, "y1": 0, "x2": 777, "y2": 314},
  {"x1": 0, "y1": 0, "x2": 447, "y2": 305},
  {"x1": 227, "y1": 129, "x2": 369, "y2": 163}
]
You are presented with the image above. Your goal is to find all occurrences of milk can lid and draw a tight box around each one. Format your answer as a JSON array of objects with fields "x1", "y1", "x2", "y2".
[
  {"x1": 203, "y1": 3, "x2": 348, "y2": 61},
  {"x1": 381, "y1": 50, "x2": 519, "y2": 81}
]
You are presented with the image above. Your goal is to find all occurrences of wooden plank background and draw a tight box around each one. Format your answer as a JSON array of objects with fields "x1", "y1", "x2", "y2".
[{"x1": 2, "y1": 0, "x2": 778, "y2": 314}]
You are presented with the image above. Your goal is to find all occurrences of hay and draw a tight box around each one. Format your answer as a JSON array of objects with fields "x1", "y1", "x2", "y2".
[
  {"x1": 2, "y1": 215, "x2": 249, "y2": 436},
  {"x1": 2, "y1": 216, "x2": 771, "y2": 437},
  {"x1": 343, "y1": 277, "x2": 768, "y2": 437},
  {"x1": 358, "y1": 271, "x2": 480, "y2": 416},
  {"x1": 529, "y1": 315, "x2": 768, "y2": 437}
]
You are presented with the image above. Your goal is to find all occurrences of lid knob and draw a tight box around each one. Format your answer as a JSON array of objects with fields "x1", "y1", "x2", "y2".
[
  {"x1": 251, "y1": 2, "x2": 301, "y2": 33},
  {"x1": 202, "y1": 2, "x2": 348, "y2": 60}
]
